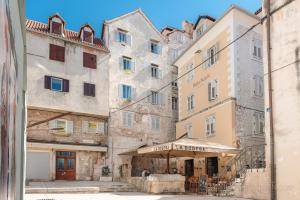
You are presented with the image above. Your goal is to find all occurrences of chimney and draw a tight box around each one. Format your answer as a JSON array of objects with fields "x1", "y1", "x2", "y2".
[{"x1": 182, "y1": 20, "x2": 194, "y2": 37}]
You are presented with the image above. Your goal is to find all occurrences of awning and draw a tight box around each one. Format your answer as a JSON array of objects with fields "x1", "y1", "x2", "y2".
[{"x1": 137, "y1": 137, "x2": 239, "y2": 158}]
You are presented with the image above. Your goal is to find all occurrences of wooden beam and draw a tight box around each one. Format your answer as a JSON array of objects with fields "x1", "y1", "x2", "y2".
[{"x1": 27, "y1": 112, "x2": 72, "y2": 128}]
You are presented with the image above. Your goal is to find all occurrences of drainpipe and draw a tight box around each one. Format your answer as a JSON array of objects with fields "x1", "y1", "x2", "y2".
[{"x1": 265, "y1": 0, "x2": 276, "y2": 199}]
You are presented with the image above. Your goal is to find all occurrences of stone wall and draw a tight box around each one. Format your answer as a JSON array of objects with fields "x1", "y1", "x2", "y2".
[{"x1": 27, "y1": 109, "x2": 108, "y2": 146}]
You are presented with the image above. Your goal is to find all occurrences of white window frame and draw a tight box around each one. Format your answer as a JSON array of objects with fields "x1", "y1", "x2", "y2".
[
  {"x1": 49, "y1": 119, "x2": 73, "y2": 135},
  {"x1": 150, "y1": 40, "x2": 160, "y2": 54},
  {"x1": 253, "y1": 112, "x2": 264, "y2": 135},
  {"x1": 117, "y1": 29, "x2": 131, "y2": 45},
  {"x1": 122, "y1": 111, "x2": 133, "y2": 128},
  {"x1": 50, "y1": 77, "x2": 63, "y2": 92},
  {"x1": 208, "y1": 46, "x2": 216, "y2": 66},
  {"x1": 187, "y1": 95, "x2": 194, "y2": 111},
  {"x1": 150, "y1": 115, "x2": 160, "y2": 131},
  {"x1": 172, "y1": 97, "x2": 178, "y2": 111},
  {"x1": 186, "y1": 123, "x2": 193, "y2": 138},
  {"x1": 208, "y1": 80, "x2": 218, "y2": 101},
  {"x1": 150, "y1": 64, "x2": 161, "y2": 79},
  {"x1": 253, "y1": 75, "x2": 264, "y2": 97},
  {"x1": 252, "y1": 38, "x2": 262, "y2": 60},
  {"x1": 187, "y1": 64, "x2": 194, "y2": 81},
  {"x1": 122, "y1": 56, "x2": 133, "y2": 71},
  {"x1": 206, "y1": 115, "x2": 216, "y2": 137}
]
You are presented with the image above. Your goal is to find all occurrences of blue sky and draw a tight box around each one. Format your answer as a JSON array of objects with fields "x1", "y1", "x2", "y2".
[{"x1": 26, "y1": 0, "x2": 261, "y2": 37}]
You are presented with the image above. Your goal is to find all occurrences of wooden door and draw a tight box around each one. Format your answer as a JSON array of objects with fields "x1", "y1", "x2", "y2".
[
  {"x1": 206, "y1": 157, "x2": 218, "y2": 177},
  {"x1": 56, "y1": 151, "x2": 76, "y2": 180}
]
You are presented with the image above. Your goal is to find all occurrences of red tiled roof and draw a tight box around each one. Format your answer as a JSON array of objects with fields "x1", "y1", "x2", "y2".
[{"x1": 26, "y1": 19, "x2": 108, "y2": 52}]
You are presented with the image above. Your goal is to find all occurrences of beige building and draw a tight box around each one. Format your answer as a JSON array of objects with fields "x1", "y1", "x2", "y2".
[
  {"x1": 25, "y1": 14, "x2": 110, "y2": 181},
  {"x1": 174, "y1": 5, "x2": 264, "y2": 177}
]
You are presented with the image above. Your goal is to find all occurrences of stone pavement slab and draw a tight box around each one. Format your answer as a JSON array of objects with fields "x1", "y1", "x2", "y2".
[{"x1": 25, "y1": 192, "x2": 253, "y2": 200}]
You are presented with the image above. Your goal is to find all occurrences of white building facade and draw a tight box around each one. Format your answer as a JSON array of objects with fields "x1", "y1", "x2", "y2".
[
  {"x1": 102, "y1": 9, "x2": 178, "y2": 178},
  {"x1": 26, "y1": 14, "x2": 110, "y2": 181}
]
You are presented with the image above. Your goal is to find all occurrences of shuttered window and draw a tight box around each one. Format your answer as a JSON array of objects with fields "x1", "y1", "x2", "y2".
[
  {"x1": 83, "y1": 83, "x2": 95, "y2": 97},
  {"x1": 51, "y1": 21, "x2": 62, "y2": 35},
  {"x1": 83, "y1": 31, "x2": 93, "y2": 43},
  {"x1": 49, "y1": 44, "x2": 65, "y2": 62},
  {"x1": 44, "y1": 75, "x2": 69, "y2": 92},
  {"x1": 83, "y1": 52, "x2": 97, "y2": 69}
]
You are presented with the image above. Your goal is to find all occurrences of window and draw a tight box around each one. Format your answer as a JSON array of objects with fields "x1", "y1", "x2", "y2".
[
  {"x1": 150, "y1": 40, "x2": 160, "y2": 54},
  {"x1": 172, "y1": 97, "x2": 178, "y2": 110},
  {"x1": 170, "y1": 48, "x2": 178, "y2": 63},
  {"x1": 203, "y1": 44, "x2": 219, "y2": 68},
  {"x1": 51, "y1": 21, "x2": 62, "y2": 35},
  {"x1": 51, "y1": 77, "x2": 63, "y2": 91},
  {"x1": 121, "y1": 56, "x2": 133, "y2": 71},
  {"x1": 83, "y1": 52, "x2": 97, "y2": 69},
  {"x1": 49, "y1": 44, "x2": 65, "y2": 62},
  {"x1": 253, "y1": 75, "x2": 264, "y2": 97},
  {"x1": 206, "y1": 115, "x2": 216, "y2": 136},
  {"x1": 187, "y1": 64, "x2": 194, "y2": 81},
  {"x1": 209, "y1": 46, "x2": 216, "y2": 65},
  {"x1": 172, "y1": 74, "x2": 178, "y2": 87},
  {"x1": 208, "y1": 80, "x2": 218, "y2": 101},
  {"x1": 119, "y1": 84, "x2": 133, "y2": 100},
  {"x1": 117, "y1": 30, "x2": 131, "y2": 45},
  {"x1": 84, "y1": 83, "x2": 95, "y2": 97},
  {"x1": 196, "y1": 24, "x2": 206, "y2": 37},
  {"x1": 123, "y1": 111, "x2": 133, "y2": 128},
  {"x1": 44, "y1": 75, "x2": 69, "y2": 92},
  {"x1": 150, "y1": 91, "x2": 159, "y2": 105},
  {"x1": 49, "y1": 119, "x2": 73, "y2": 134},
  {"x1": 252, "y1": 39, "x2": 262, "y2": 59},
  {"x1": 151, "y1": 64, "x2": 161, "y2": 78},
  {"x1": 186, "y1": 123, "x2": 192, "y2": 138},
  {"x1": 83, "y1": 31, "x2": 93, "y2": 43},
  {"x1": 187, "y1": 95, "x2": 194, "y2": 111},
  {"x1": 147, "y1": 91, "x2": 163, "y2": 105},
  {"x1": 82, "y1": 121, "x2": 105, "y2": 134},
  {"x1": 253, "y1": 112, "x2": 264, "y2": 135},
  {"x1": 151, "y1": 116, "x2": 160, "y2": 131}
]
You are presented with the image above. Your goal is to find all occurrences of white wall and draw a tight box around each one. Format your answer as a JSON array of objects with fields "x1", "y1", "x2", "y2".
[{"x1": 26, "y1": 31, "x2": 110, "y2": 116}]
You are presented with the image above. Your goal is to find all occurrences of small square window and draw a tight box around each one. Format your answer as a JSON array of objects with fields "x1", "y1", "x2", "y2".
[{"x1": 51, "y1": 77, "x2": 63, "y2": 91}]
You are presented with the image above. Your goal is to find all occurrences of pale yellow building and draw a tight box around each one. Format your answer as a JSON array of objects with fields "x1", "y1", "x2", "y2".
[{"x1": 173, "y1": 5, "x2": 264, "y2": 177}]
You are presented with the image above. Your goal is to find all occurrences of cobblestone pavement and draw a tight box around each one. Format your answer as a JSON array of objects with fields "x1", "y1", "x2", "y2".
[{"x1": 25, "y1": 192, "x2": 253, "y2": 200}]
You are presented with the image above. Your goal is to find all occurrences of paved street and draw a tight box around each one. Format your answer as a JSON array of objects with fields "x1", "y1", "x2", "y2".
[{"x1": 25, "y1": 192, "x2": 252, "y2": 200}]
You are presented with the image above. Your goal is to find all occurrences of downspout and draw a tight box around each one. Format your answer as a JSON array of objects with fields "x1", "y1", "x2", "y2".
[{"x1": 265, "y1": 0, "x2": 276, "y2": 199}]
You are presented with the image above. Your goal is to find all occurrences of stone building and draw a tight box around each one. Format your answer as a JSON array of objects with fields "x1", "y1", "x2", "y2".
[
  {"x1": 101, "y1": 9, "x2": 179, "y2": 178},
  {"x1": 25, "y1": 14, "x2": 110, "y2": 181},
  {"x1": 174, "y1": 5, "x2": 264, "y2": 178}
]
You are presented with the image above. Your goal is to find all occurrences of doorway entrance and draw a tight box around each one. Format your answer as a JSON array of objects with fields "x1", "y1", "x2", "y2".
[
  {"x1": 185, "y1": 159, "x2": 194, "y2": 177},
  {"x1": 56, "y1": 151, "x2": 76, "y2": 180},
  {"x1": 206, "y1": 157, "x2": 218, "y2": 177}
]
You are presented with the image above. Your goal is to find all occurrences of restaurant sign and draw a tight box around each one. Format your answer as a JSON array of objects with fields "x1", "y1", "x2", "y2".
[
  {"x1": 173, "y1": 144, "x2": 206, "y2": 152},
  {"x1": 152, "y1": 143, "x2": 172, "y2": 152}
]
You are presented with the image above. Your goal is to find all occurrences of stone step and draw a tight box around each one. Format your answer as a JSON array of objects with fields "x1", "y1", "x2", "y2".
[{"x1": 26, "y1": 181, "x2": 138, "y2": 194}]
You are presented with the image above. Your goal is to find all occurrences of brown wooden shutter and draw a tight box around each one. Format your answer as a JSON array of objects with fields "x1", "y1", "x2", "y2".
[
  {"x1": 84, "y1": 83, "x2": 95, "y2": 97},
  {"x1": 44, "y1": 75, "x2": 51, "y2": 89},
  {"x1": 62, "y1": 79, "x2": 69, "y2": 92},
  {"x1": 52, "y1": 21, "x2": 62, "y2": 34},
  {"x1": 49, "y1": 44, "x2": 65, "y2": 62},
  {"x1": 83, "y1": 31, "x2": 92, "y2": 43},
  {"x1": 84, "y1": 83, "x2": 89, "y2": 96},
  {"x1": 83, "y1": 52, "x2": 97, "y2": 69},
  {"x1": 91, "y1": 84, "x2": 95, "y2": 97}
]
